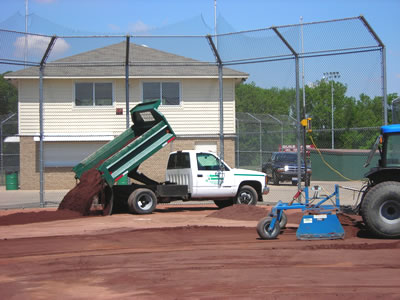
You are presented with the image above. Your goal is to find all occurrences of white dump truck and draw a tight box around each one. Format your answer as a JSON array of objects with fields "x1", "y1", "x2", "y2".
[
  {"x1": 114, "y1": 150, "x2": 269, "y2": 214},
  {"x1": 73, "y1": 100, "x2": 268, "y2": 215}
]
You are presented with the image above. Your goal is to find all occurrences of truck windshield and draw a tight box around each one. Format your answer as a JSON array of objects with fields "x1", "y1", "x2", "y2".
[
  {"x1": 386, "y1": 134, "x2": 400, "y2": 167},
  {"x1": 276, "y1": 153, "x2": 303, "y2": 163},
  {"x1": 197, "y1": 153, "x2": 228, "y2": 171}
]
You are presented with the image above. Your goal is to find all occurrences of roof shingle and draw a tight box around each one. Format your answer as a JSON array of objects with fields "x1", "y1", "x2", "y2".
[{"x1": 7, "y1": 42, "x2": 248, "y2": 78}]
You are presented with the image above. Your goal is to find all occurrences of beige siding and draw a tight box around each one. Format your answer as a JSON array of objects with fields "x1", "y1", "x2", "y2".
[{"x1": 19, "y1": 78, "x2": 236, "y2": 136}]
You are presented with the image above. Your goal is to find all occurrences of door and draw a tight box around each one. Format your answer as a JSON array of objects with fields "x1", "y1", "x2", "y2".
[{"x1": 194, "y1": 152, "x2": 236, "y2": 198}]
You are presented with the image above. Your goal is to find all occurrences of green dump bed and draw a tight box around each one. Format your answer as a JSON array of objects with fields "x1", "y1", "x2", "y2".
[{"x1": 73, "y1": 100, "x2": 175, "y2": 186}]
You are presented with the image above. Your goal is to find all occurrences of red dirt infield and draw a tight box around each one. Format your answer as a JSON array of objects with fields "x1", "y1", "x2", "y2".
[{"x1": 0, "y1": 204, "x2": 399, "y2": 299}]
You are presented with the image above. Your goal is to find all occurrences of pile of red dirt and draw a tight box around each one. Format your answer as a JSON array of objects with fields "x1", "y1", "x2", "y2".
[
  {"x1": 0, "y1": 210, "x2": 82, "y2": 226},
  {"x1": 337, "y1": 213, "x2": 363, "y2": 238},
  {"x1": 58, "y1": 169, "x2": 103, "y2": 215},
  {"x1": 207, "y1": 204, "x2": 270, "y2": 221}
]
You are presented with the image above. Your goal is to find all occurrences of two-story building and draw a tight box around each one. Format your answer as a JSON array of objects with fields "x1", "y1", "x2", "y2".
[{"x1": 6, "y1": 42, "x2": 248, "y2": 190}]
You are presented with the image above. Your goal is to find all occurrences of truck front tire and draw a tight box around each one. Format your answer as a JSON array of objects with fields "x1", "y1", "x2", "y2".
[
  {"x1": 236, "y1": 185, "x2": 257, "y2": 206},
  {"x1": 272, "y1": 172, "x2": 280, "y2": 185},
  {"x1": 128, "y1": 188, "x2": 157, "y2": 214},
  {"x1": 361, "y1": 181, "x2": 400, "y2": 238}
]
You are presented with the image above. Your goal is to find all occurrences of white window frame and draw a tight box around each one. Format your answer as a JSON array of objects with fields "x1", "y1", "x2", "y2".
[
  {"x1": 74, "y1": 81, "x2": 114, "y2": 107},
  {"x1": 142, "y1": 81, "x2": 181, "y2": 106}
]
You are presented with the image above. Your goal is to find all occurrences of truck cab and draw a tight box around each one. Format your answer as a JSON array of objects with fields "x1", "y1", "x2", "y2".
[
  {"x1": 166, "y1": 150, "x2": 269, "y2": 208},
  {"x1": 364, "y1": 124, "x2": 400, "y2": 185}
]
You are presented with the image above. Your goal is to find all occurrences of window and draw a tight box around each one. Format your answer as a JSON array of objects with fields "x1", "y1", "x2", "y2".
[
  {"x1": 197, "y1": 153, "x2": 226, "y2": 171},
  {"x1": 386, "y1": 134, "x2": 400, "y2": 167},
  {"x1": 75, "y1": 82, "x2": 113, "y2": 106},
  {"x1": 143, "y1": 82, "x2": 180, "y2": 105},
  {"x1": 167, "y1": 152, "x2": 191, "y2": 169}
]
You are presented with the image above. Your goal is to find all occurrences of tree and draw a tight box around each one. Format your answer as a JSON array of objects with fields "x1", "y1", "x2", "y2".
[
  {"x1": 236, "y1": 82, "x2": 293, "y2": 115},
  {"x1": 0, "y1": 72, "x2": 18, "y2": 116},
  {"x1": 235, "y1": 80, "x2": 398, "y2": 150}
]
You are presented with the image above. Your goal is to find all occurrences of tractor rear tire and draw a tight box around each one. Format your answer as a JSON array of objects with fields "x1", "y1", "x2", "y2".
[
  {"x1": 128, "y1": 188, "x2": 157, "y2": 214},
  {"x1": 361, "y1": 181, "x2": 400, "y2": 238}
]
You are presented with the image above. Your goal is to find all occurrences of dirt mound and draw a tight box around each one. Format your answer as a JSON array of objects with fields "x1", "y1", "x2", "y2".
[
  {"x1": 58, "y1": 169, "x2": 103, "y2": 215},
  {"x1": 0, "y1": 210, "x2": 82, "y2": 226},
  {"x1": 337, "y1": 213, "x2": 362, "y2": 238},
  {"x1": 207, "y1": 204, "x2": 270, "y2": 221}
]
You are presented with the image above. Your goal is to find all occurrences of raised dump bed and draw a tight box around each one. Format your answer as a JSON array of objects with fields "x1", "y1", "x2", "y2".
[
  {"x1": 73, "y1": 99, "x2": 175, "y2": 187},
  {"x1": 58, "y1": 100, "x2": 176, "y2": 216}
]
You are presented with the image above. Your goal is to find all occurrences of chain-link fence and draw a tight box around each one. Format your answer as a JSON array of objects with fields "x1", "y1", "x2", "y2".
[
  {"x1": 0, "y1": 113, "x2": 18, "y2": 186},
  {"x1": 235, "y1": 112, "x2": 297, "y2": 170},
  {"x1": 0, "y1": 15, "x2": 391, "y2": 207}
]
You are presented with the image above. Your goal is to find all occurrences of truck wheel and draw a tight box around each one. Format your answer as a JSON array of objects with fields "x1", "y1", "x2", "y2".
[
  {"x1": 272, "y1": 172, "x2": 280, "y2": 185},
  {"x1": 236, "y1": 185, "x2": 257, "y2": 205},
  {"x1": 128, "y1": 188, "x2": 157, "y2": 214},
  {"x1": 214, "y1": 199, "x2": 234, "y2": 209},
  {"x1": 361, "y1": 181, "x2": 400, "y2": 238},
  {"x1": 257, "y1": 217, "x2": 281, "y2": 239},
  {"x1": 101, "y1": 184, "x2": 114, "y2": 216}
]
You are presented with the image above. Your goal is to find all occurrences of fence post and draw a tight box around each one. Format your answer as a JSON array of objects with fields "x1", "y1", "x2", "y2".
[
  {"x1": 359, "y1": 15, "x2": 387, "y2": 125},
  {"x1": 39, "y1": 36, "x2": 57, "y2": 207},
  {"x1": 382, "y1": 46, "x2": 388, "y2": 125},
  {"x1": 236, "y1": 118, "x2": 240, "y2": 167},
  {"x1": 125, "y1": 36, "x2": 130, "y2": 129},
  {"x1": 206, "y1": 35, "x2": 224, "y2": 160},
  {"x1": 272, "y1": 26, "x2": 302, "y2": 190}
]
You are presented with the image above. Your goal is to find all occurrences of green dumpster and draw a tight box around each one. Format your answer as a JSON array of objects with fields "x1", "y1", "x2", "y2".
[{"x1": 6, "y1": 172, "x2": 19, "y2": 190}]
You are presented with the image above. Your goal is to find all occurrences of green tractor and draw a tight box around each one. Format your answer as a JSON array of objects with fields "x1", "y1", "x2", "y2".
[{"x1": 361, "y1": 97, "x2": 400, "y2": 238}]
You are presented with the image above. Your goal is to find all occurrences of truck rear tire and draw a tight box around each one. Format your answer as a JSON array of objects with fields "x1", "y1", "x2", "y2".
[
  {"x1": 214, "y1": 199, "x2": 234, "y2": 209},
  {"x1": 128, "y1": 188, "x2": 157, "y2": 214},
  {"x1": 236, "y1": 185, "x2": 257, "y2": 205},
  {"x1": 101, "y1": 184, "x2": 114, "y2": 216},
  {"x1": 361, "y1": 181, "x2": 400, "y2": 238}
]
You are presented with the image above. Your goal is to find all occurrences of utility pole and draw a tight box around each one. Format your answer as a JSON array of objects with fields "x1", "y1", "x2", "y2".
[
  {"x1": 24, "y1": 0, "x2": 29, "y2": 68},
  {"x1": 214, "y1": 0, "x2": 217, "y2": 49},
  {"x1": 322, "y1": 72, "x2": 341, "y2": 149}
]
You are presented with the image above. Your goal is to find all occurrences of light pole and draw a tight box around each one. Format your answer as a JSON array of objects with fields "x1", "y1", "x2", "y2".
[{"x1": 323, "y1": 72, "x2": 340, "y2": 149}]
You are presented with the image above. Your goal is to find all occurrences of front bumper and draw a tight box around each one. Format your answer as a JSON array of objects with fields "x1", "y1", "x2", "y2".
[{"x1": 263, "y1": 186, "x2": 270, "y2": 195}]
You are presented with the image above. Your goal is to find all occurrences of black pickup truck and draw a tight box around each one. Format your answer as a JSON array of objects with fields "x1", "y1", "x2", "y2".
[{"x1": 262, "y1": 152, "x2": 312, "y2": 186}]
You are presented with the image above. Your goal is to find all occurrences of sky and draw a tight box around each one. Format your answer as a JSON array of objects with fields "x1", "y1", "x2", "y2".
[{"x1": 0, "y1": 0, "x2": 399, "y2": 96}]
